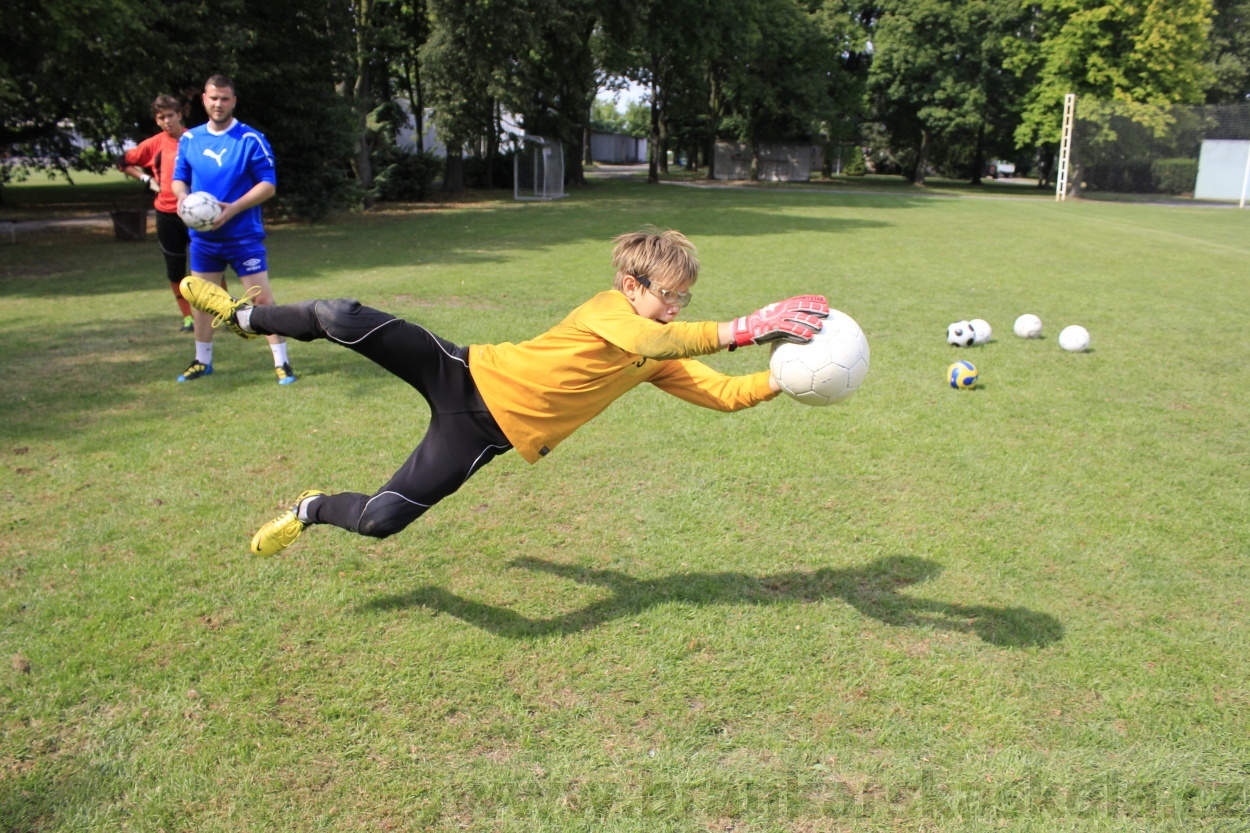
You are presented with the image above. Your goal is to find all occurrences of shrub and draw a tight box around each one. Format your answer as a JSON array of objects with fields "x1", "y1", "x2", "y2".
[
  {"x1": 844, "y1": 148, "x2": 867, "y2": 176},
  {"x1": 462, "y1": 150, "x2": 516, "y2": 190},
  {"x1": 1151, "y1": 158, "x2": 1198, "y2": 195},
  {"x1": 372, "y1": 150, "x2": 441, "y2": 202}
]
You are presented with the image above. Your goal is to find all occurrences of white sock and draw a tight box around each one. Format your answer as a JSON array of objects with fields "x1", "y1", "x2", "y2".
[
  {"x1": 297, "y1": 494, "x2": 321, "y2": 523},
  {"x1": 195, "y1": 341, "x2": 213, "y2": 366},
  {"x1": 270, "y1": 342, "x2": 289, "y2": 367},
  {"x1": 236, "y1": 307, "x2": 254, "y2": 333}
]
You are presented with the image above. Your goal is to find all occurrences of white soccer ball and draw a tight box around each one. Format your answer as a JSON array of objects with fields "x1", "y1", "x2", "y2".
[
  {"x1": 947, "y1": 320, "x2": 976, "y2": 347},
  {"x1": 1058, "y1": 325, "x2": 1090, "y2": 352},
  {"x1": 179, "y1": 191, "x2": 222, "y2": 231},
  {"x1": 770, "y1": 308, "x2": 870, "y2": 406},
  {"x1": 970, "y1": 318, "x2": 992, "y2": 344},
  {"x1": 1013, "y1": 313, "x2": 1043, "y2": 339}
]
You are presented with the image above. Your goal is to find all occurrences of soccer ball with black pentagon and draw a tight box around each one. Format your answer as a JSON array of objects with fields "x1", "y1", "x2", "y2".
[
  {"x1": 769, "y1": 308, "x2": 870, "y2": 406},
  {"x1": 947, "y1": 320, "x2": 976, "y2": 347},
  {"x1": 178, "y1": 191, "x2": 222, "y2": 232}
]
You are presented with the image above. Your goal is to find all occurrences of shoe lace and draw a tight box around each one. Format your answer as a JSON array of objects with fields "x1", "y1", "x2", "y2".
[{"x1": 210, "y1": 285, "x2": 262, "y2": 332}]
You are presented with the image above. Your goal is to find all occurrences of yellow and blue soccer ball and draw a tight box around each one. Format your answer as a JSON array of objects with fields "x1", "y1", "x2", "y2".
[{"x1": 947, "y1": 360, "x2": 978, "y2": 389}]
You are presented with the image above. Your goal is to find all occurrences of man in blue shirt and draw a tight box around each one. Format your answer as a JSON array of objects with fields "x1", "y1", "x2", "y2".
[{"x1": 172, "y1": 74, "x2": 296, "y2": 385}]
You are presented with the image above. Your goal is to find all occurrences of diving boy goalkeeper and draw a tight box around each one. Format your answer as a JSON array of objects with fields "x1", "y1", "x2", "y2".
[{"x1": 179, "y1": 228, "x2": 828, "y2": 556}]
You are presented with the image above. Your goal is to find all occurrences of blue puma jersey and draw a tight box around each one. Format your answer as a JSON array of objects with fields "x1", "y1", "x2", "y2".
[{"x1": 173, "y1": 119, "x2": 277, "y2": 241}]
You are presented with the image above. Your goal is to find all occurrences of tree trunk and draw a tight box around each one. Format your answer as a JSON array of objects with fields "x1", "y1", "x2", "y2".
[
  {"x1": 583, "y1": 94, "x2": 593, "y2": 167},
  {"x1": 704, "y1": 72, "x2": 720, "y2": 180},
  {"x1": 911, "y1": 128, "x2": 930, "y2": 185},
  {"x1": 648, "y1": 78, "x2": 660, "y2": 184},
  {"x1": 568, "y1": 93, "x2": 590, "y2": 187},
  {"x1": 750, "y1": 136, "x2": 760, "y2": 181},
  {"x1": 403, "y1": 56, "x2": 424, "y2": 155},
  {"x1": 970, "y1": 123, "x2": 984, "y2": 185},
  {"x1": 353, "y1": 0, "x2": 375, "y2": 195},
  {"x1": 1037, "y1": 146, "x2": 1055, "y2": 188},
  {"x1": 443, "y1": 149, "x2": 464, "y2": 193},
  {"x1": 658, "y1": 86, "x2": 669, "y2": 174}
]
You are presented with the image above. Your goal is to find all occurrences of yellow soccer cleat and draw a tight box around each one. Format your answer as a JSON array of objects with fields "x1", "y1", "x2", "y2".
[
  {"x1": 250, "y1": 490, "x2": 325, "y2": 556},
  {"x1": 179, "y1": 276, "x2": 259, "y2": 339}
]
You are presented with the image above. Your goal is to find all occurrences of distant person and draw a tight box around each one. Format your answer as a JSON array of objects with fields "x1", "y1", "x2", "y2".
[
  {"x1": 118, "y1": 95, "x2": 195, "y2": 332},
  {"x1": 171, "y1": 74, "x2": 295, "y2": 385},
  {"x1": 178, "y1": 229, "x2": 828, "y2": 556}
]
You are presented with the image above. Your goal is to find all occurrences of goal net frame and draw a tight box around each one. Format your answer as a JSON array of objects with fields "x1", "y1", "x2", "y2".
[{"x1": 514, "y1": 136, "x2": 566, "y2": 201}]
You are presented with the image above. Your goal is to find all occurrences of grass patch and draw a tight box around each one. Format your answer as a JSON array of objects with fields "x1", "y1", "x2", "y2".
[
  {"x1": 2, "y1": 180, "x2": 1248, "y2": 831},
  {"x1": 0, "y1": 171, "x2": 154, "y2": 220}
]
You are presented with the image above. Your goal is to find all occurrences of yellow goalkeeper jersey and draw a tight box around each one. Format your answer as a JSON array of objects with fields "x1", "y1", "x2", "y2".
[{"x1": 469, "y1": 290, "x2": 778, "y2": 463}]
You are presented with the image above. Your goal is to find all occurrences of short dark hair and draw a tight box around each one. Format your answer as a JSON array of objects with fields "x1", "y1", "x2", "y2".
[
  {"x1": 205, "y1": 74, "x2": 235, "y2": 94},
  {"x1": 151, "y1": 94, "x2": 182, "y2": 116}
]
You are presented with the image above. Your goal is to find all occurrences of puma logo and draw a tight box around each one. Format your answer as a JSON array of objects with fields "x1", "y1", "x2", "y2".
[{"x1": 203, "y1": 148, "x2": 227, "y2": 166}]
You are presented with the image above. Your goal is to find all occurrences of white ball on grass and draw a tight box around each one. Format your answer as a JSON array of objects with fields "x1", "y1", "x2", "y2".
[
  {"x1": 970, "y1": 319, "x2": 992, "y2": 344},
  {"x1": 947, "y1": 321, "x2": 976, "y2": 347},
  {"x1": 1058, "y1": 325, "x2": 1090, "y2": 352},
  {"x1": 1014, "y1": 314, "x2": 1042, "y2": 339}
]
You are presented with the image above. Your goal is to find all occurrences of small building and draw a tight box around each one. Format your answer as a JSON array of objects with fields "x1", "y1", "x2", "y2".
[
  {"x1": 589, "y1": 131, "x2": 648, "y2": 164},
  {"x1": 714, "y1": 142, "x2": 821, "y2": 181}
]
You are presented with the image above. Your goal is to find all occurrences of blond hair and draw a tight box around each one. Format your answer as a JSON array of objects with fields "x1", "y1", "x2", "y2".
[{"x1": 611, "y1": 227, "x2": 699, "y2": 291}]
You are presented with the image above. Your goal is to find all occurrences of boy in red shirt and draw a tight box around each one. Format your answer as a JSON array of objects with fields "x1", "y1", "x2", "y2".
[
  {"x1": 179, "y1": 229, "x2": 828, "y2": 556},
  {"x1": 119, "y1": 95, "x2": 195, "y2": 331}
]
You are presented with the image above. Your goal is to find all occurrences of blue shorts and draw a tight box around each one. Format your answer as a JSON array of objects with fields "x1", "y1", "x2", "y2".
[{"x1": 189, "y1": 237, "x2": 268, "y2": 277}]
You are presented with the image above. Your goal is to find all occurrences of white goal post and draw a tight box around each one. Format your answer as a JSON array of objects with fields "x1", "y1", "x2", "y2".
[{"x1": 514, "y1": 136, "x2": 566, "y2": 201}]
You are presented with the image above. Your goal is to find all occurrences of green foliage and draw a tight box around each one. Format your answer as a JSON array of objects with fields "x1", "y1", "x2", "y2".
[
  {"x1": 591, "y1": 98, "x2": 651, "y2": 138},
  {"x1": 1010, "y1": 0, "x2": 1216, "y2": 149},
  {"x1": 1150, "y1": 157, "x2": 1199, "y2": 194},
  {"x1": 0, "y1": 0, "x2": 355, "y2": 220},
  {"x1": 720, "y1": 0, "x2": 836, "y2": 147},
  {"x1": 371, "y1": 149, "x2": 442, "y2": 201},
  {"x1": 0, "y1": 0, "x2": 242, "y2": 175},
  {"x1": 1204, "y1": 0, "x2": 1250, "y2": 102},
  {"x1": 231, "y1": 0, "x2": 357, "y2": 221},
  {"x1": 462, "y1": 150, "x2": 516, "y2": 189},
  {"x1": 844, "y1": 146, "x2": 868, "y2": 175},
  {"x1": 868, "y1": 0, "x2": 1029, "y2": 183}
]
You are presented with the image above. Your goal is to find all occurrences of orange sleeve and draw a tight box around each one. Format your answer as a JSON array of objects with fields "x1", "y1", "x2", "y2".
[{"x1": 120, "y1": 133, "x2": 161, "y2": 170}]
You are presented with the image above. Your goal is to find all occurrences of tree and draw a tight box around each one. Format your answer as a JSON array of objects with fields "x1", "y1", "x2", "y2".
[
  {"x1": 0, "y1": 0, "x2": 355, "y2": 219},
  {"x1": 867, "y1": 0, "x2": 1028, "y2": 185},
  {"x1": 721, "y1": 0, "x2": 838, "y2": 180},
  {"x1": 1204, "y1": 0, "x2": 1250, "y2": 102},
  {"x1": 231, "y1": 0, "x2": 357, "y2": 219},
  {"x1": 1008, "y1": 0, "x2": 1214, "y2": 190},
  {"x1": 0, "y1": 0, "x2": 242, "y2": 188},
  {"x1": 811, "y1": 0, "x2": 876, "y2": 175},
  {"x1": 422, "y1": 0, "x2": 534, "y2": 190},
  {"x1": 509, "y1": 0, "x2": 607, "y2": 187},
  {"x1": 602, "y1": 0, "x2": 720, "y2": 182}
]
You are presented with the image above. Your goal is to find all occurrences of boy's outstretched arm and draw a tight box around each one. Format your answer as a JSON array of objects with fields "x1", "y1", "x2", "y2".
[{"x1": 721, "y1": 295, "x2": 829, "y2": 350}]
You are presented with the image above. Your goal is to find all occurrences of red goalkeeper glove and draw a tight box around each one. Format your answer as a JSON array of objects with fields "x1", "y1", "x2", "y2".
[{"x1": 729, "y1": 294, "x2": 829, "y2": 349}]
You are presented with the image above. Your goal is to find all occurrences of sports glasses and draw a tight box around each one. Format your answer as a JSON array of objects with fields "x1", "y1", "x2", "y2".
[{"x1": 635, "y1": 275, "x2": 692, "y2": 309}]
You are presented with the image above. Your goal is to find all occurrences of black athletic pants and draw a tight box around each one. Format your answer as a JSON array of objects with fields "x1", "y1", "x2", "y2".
[
  {"x1": 155, "y1": 209, "x2": 189, "y2": 284},
  {"x1": 248, "y1": 299, "x2": 513, "y2": 538}
]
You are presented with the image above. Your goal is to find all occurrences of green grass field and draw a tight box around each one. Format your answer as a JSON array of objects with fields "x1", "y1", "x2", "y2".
[{"x1": 2, "y1": 180, "x2": 1248, "y2": 832}]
